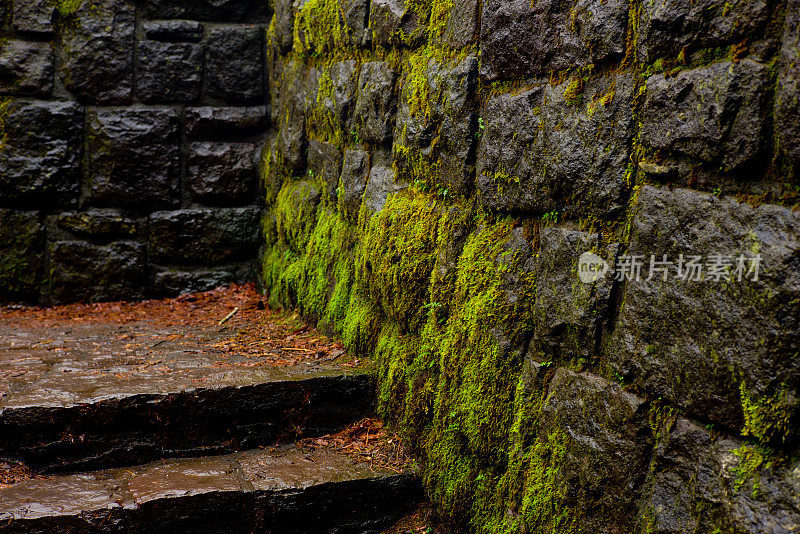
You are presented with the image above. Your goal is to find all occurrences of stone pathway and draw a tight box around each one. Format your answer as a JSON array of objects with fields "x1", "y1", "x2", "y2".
[{"x1": 0, "y1": 286, "x2": 420, "y2": 532}]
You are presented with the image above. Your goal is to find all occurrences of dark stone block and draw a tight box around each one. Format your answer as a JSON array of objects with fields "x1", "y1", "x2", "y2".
[
  {"x1": 0, "y1": 100, "x2": 83, "y2": 204},
  {"x1": 0, "y1": 40, "x2": 54, "y2": 97},
  {"x1": 149, "y1": 207, "x2": 261, "y2": 265},
  {"x1": 137, "y1": 41, "x2": 203, "y2": 104},
  {"x1": 637, "y1": 418, "x2": 800, "y2": 533},
  {"x1": 393, "y1": 55, "x2": 478, "y2": 197},
  {"x1": 343, "y1": 0, "x2": 370, "y2": 47},
  {"x1": 260, "y1": 133, "x2": 283, "y2": 205},
  {"x1": 152, "y1": 267, "x2": 246, "y2": 297},
  {"x1": 142, "y1": 20, "x2": 204, "y2": 42},
  {"x1": 364, "y1": 162, "x2": 405, "y2": 214},
  {"x1": 275, "y1": 60, "x2": 309, "y2": 173},
  {"x1": 607, "y1": 186, "x2": 800, "y2": 437},
  {"x1": 638, "y1": 0, "x2": 770, "y2": 63},
  {"x1": 12, "y1": 0, "x2": 55, "y2": 34},
  {"x1": 538, "y1": 369, "x2": 649, "y2": 533},
  {"x1": 308, "y1": 60, "x2": 359, "y2": 138},
  {"x1": 87, "y1": 108, "x2": 180, "y2": 209},
  {"x1": 477, "y1": 73, "x2": 634, "y2": 218},
  {"x1": 275, "y1": 179, "x2": 321, "y2": 252},
  {"x1": 443, "y1": 0, "x2": 479, "y2": 49},
  {"x1": 48, "y1": 241, "x2": 146, "y2": 304},
  {"x1": 56, "y1": 210, "x2": 138, "y2": 238},
  {"x1": 531, "y1": 228, "x2": 616, "y2": 361},
  {"x1": 139, "y1": 0, "x2": 269, "y2": 22},
  {"x1": 185, "y1": 106, "x2": 268, "y2": 138},
  {"x1": 187, "y1": 142, "x2": 257, "y2": 204},
  {"x1": 480, "y1": 0, "x2": 628, "y2": 81},
  {"x1": 272, "y1": 0, "x2": 295, "y2": 53},
  {"x1": 776, "y1": 0, "x2": 800, "y2": 174},
  {"x1": 206, "y1": 26, "x2": 265, "y2": 104},
  {"x1": 0, "y1": 209, "x2": 44, "y2": 301},
  {"x1": 352, "y1": 61, "x2": 397, "y2": 144},
  {"x1": 308, "y1": 140, "x2": 343, "y2": 202},
  {"x1": 370, "y1": 0, "x2": 423, "y2": 47},
  {"x1": 58, "y1": 0, "x2": 135, "y2": 104},
  {"x1": 642, "y1": 60, "x2": 770, "y2": 173},
  {"x1": 338, "y1": 148, "x2": 369, "y2": 219}
]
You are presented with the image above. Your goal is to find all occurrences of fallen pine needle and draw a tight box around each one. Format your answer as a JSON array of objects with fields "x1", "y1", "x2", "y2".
[{"x1": 218, "y1": 307, "x2": 239, "y2": 326}]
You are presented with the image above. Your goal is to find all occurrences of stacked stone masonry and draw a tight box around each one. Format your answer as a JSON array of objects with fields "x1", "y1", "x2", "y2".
[
  {"x1": 0, "y1": 0, "x2": 269, "y2": 303},
  {"x1": 259, "y1": 0, "x2": 800, "y2": 532}
]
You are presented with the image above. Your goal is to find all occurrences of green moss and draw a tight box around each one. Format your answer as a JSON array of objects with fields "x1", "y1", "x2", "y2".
[
  {"x1": 0, "y1": 97, "x2": 12, "y2": 152},
  {"x1": 274, "y1": 180, "x2": 322, "y2": 253},
  {"x1": 56, "y1": 0, "x2": 85, "y2": 17},
  {"x1": 739, "y1": 382, "x2": 796, "y2": 447},
  {"x1": 293, "y1": 0, "x2": 357, "y2": 58},
  {"x1": 563, "y1": 76, "x2": 585, "y2": 106},
  {"x1": 731, "y1": 443, "x2": 772, "y2": 497}
]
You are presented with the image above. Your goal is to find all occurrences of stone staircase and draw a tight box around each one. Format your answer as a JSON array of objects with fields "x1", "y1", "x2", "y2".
[{"x1": 0, "y1": 290, "x2": 421, "y2": 532}]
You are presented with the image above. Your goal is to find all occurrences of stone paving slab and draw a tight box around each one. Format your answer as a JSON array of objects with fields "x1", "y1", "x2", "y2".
[
  {"x1": 0, "y1": 287, "x2": 375, "y2": 472},
  {"x1": 0, "y1": 445, "x2": 421, "y2": 533}
]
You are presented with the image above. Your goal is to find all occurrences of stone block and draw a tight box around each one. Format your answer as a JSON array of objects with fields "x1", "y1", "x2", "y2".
[
  {"x1": 0, "y1": 40, "x2": 54, "y2": 97},
  {"x1": 87, "y1": 108, "x2": 180, "y2": 209},
  {"x1": 206, "y1": 26, "x2": 265, "y2": 103},
  {"x1": 308, "y1": 140, "x2": 343, "y2": 202},
  {"x1": 136, "y1": 41, "x2": 203, "y2": 104},
  {"x1": 607, "y1": 185, "x2": 800, "y2": 437},
  {"x1": 56, "y1": 210, "x2": 138, "y2": 238},
  {"x1": 139, "y1": 0, "x2": 269, "y2": 21},
  {"x1": 338, "y1": 148, "x2": 369, "y2": 219},
  {"x1": 480, "y1": 0, "x2": 628, "y2": 81},
  {"x1": 370, "y1": 0, "x2": 423, "y2": 47},
  {"x1": 142, "y1": 20, "x2": 204, "y2": 42},
  {"x1": 12, "y1": 0, "x2": 55, "y2": 34},
  {"x1": 185, "y1": 106, "x2": 268, "y2": 138},
  {"x1": 187, "y1": 142, "x2": 257, "y2": 204},
  {"x1": 58, "y1": 0, "x2": 135, "y2": 104},
  {"x1": 352, "y1": 61, "x2": 397, "y2": 144},
  {"x1": 0, "y1": 100, "x2": 83, "y2": 204},
  {"x1": 149, "y1": 208, "x2": 261, "y2": 265},
  {"x1": 776, "y1": 0, "x2": 800, "y2": 175},
  {"x1": 48, "y1": 241, "x2": 146, "y2": 304},
  {"x1": 641, "y1": 60, "x2": 771, "y2": 173}
]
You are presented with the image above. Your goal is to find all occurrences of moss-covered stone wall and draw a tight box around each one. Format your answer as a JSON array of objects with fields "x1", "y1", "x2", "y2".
[{"x1": 261, "y1": 0, "x2": 800, "y2": 531}]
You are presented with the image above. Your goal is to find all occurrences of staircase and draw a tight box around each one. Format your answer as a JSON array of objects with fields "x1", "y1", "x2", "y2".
[{"x1": 0, "y1": 288, "x2": 421, "y2": 532}]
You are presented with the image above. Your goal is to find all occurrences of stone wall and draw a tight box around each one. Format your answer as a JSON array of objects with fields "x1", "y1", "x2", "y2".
[
  {"x1": 0, "y1": 0, "x2": 268, "y2": 304},
  {"x1": 260, "y1": 0, "x2": 800, "y2": 532}
]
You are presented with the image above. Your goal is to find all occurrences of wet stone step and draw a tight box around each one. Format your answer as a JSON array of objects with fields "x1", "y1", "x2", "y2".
[
  {"x1": 0, "y1": 445, "x2": 422, "y2": 533},
  {"x1": 0, "y1": 291, "x2": 376, "y2": 473}
]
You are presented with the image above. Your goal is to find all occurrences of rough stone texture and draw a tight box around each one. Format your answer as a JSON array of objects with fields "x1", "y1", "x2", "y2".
[
  {"x1": 393, "y1": 55, "x2": 478, "y2": 196},
  {"x1": 58, "y1": 0, "x2": 135, "y2": 104},
  {"x1": 136, "y1": 41, "x2": 203, "y2": 104},
  {"x1": 149, "y1": 208, "x2": 261, "y2": 265},
  {"x1": 370, "y1": 0, "x2": 423, "y2": 47},
  {"x1": 187, "y1": 142, "x2": 257, "y2": 204},
  {"x1": 313, "y1": 59, "x2": 360, "y2": 134},
  {"x1": 0, "y1": 447, "x2": 419, "y2": 533},
  {"x1": 275, "y1": 179, "x2": 322, "y2": 253},
  {"x1": 0, "y1": 40, "x2": 54, "y2": 97},
  {"x1": 641, "y1": 60, "x2": 771, "y2": 173},
  {"x1": 308, "y1": 140, "x2": 343, "y2": 203},
  {"x1": 272, "y1": 0, "x2": 296, "y2": 53},
  {"x1": 776, "y1": 0, "x2": 800, "y2": 175},
  {"x1": 480, "y1": 0, "x2": 629, "y2": 81},
  {"x1": 275, "y1": 60, "x2": 309, "y2": 174},
  {"x1": 338, "y1": 148, "x2": 370, "y2": 219},
  {"x1": 539, "y1": 369, "x2": 650, "y2": 534},
  {"x1": 0, "y1": 210, "x2": 44, "y2": 301},
  {"x1": 638, "y1": 0, "x2": 771, "y2": 63},
  {"x1": 56, "y1": 210, "x2": 138, "y2": 238},
  {"x1": 48, "y1": 241, "x2": 146, "y2": 304},
  {"x1": 142, "y1": 20, "x2": 204, "y2": 42},
  {"x1": 152, "y1": 267, "x2": 243, "y2": 296},
  {"x1": 260, "y1": 133, "x2": 284, "y2": 205},
  {"x1": 343, "y1": 0, "x2": 370, "y2": 48},
  {"x1": 364, "y1": 163, "x2": 406, "y2": 214},
  {"x1": 352, "y1": 61, "x2": 397, "y2": 143},
  {"x1": 443, "y1": 0, "x2": 479, "y2": 49},
  {"x1": 139, "y1": 0, "x2": 270, "y2": 22},
  {"x1": 185, "y1": 106, "x2": 268, "y2": 138},
  {"x1": 607, "y1": 186, "x2": 800, "y2": 434},
  {"x1": 478, "y1": 74, "x2": 634, "y2": 218},
  {"x1": 11, "y1": 0, "x2": 55, "y2": 34},
  {"x1": 87, "y1": 108, "x2": 181, "y2": 209},
  {"x1": 636, "y1": 417, "x2": 800, "y2": 533},
  {"x1": 206, "y1": 26, "x2": 265, "y2": 104},
  {"x1": 531, "y1": 228, "x2": 616, "y2": 362},
  {"x1": 0, "y1": 100, "x2": 83, "y2": 204}
]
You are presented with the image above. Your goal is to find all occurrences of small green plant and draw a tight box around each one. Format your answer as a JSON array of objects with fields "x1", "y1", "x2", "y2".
[{"x1": 541, "y1": 210, "x2": 559, "y2": 226}]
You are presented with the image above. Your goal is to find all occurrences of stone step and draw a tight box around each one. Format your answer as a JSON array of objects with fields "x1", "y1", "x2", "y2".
[
  {"x1": 0, "y1": 310, "x2": 374, "y2": 473},
  {"x1": 0, "y1": 445, "x2": 422, "y2": 534}
]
